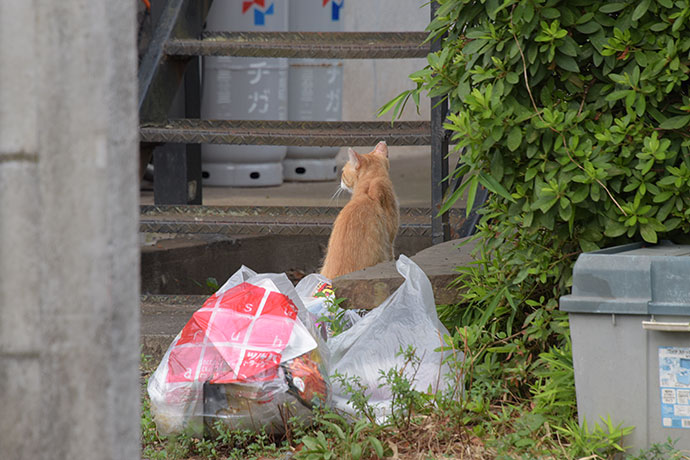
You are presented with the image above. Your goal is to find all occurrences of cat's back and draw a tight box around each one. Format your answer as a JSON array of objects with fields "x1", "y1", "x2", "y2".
[{"x1": 320, "y1": 142, "x2": 399, "y2": 279}]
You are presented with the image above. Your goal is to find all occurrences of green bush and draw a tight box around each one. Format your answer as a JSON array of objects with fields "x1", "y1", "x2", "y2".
[
  {"x1": 391, "y1": 0, "x2": 690, "y2": 252},
  {"x1": 382, "y1": 0, "x2": 690, "y2": 451}
]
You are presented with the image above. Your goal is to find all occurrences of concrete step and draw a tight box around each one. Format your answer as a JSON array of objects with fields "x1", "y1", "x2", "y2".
[{"x1": 140, "y1": 238, "x2": 476, "y2": 362}]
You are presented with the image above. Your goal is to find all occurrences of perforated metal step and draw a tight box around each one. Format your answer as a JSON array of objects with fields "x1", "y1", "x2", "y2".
[
  {"x1": 166, "y1": 32, "x2": 430, "y2": 59},
  {"x1": 140, "y1": 119, "x2": 431, "y2": 146},
  {"x1": 140, "y1": 205, "x2": 464, "y2": 238}
]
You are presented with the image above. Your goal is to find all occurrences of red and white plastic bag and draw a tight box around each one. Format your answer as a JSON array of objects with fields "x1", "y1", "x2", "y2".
[{"x1": 147, "y1": 267, "x2": 329, "y2": 435}]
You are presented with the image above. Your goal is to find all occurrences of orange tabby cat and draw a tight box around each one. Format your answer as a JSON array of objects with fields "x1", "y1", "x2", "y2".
[{"x1": 321, "y1": 141, "x2": 400, "y2": 279}]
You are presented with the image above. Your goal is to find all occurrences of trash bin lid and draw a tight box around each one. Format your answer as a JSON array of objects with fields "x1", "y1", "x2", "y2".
[{"x1": 560, "y1": 242, "x2": 690, "y2": 315}]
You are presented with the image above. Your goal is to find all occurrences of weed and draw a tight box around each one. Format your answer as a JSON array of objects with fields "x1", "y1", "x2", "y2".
[
  {"x1": 331, "y1": 372, "x2": 378, "y2": 425},
  {"x1": 625, "y1": 438, "x2": 689, "y2": 460},
  {"x1": 377, "y1": 345, "x2": 426, "y2": 431},
  {"x1": 297, "y1": 412, "x2": 387, "y2": 460},
  {"x1": 313, "y1": 291, "x2": 353, "y2": 337},
  {"x1": 192, "y1": 276, "x2": 220, "y2": 294}
]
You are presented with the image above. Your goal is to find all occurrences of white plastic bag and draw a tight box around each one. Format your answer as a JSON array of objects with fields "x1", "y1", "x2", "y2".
[
  {"x1": 327, "y1": 255, "x2": 458, "y2": 420},
  {"x1": 147, "y1": 266, "x2": 329, "y2": 436}
]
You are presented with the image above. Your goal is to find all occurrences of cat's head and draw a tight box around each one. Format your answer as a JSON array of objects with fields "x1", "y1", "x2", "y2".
[{"x1": 340, "y1": 141, "x2": 389, "y2": 193}]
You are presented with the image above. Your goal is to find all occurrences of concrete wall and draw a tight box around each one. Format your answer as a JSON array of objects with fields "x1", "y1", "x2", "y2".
[{"x1": 0, "y1": 0, "x2": 140, "y2": 459}]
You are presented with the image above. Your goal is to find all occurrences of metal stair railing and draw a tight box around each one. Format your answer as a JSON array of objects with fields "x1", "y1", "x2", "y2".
[{"x1": 138, "y1": 0, "x2": 461, "y2": 244}]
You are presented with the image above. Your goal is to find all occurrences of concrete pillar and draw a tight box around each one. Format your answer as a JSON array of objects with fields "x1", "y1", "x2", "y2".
[
  {"x1": 0, "y1": 1, "x2": 42, "y2": 459},
  {"x1": 0, "y1": 0, "x2": 140, "y2": 459}
]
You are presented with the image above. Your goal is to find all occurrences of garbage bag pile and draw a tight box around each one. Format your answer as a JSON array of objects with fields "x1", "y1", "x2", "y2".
[{"x1": 147, "y1": 255, "x2": 458, "y2": 435}]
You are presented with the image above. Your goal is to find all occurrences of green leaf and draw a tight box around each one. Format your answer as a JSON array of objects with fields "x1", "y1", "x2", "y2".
[
  {"x1": 576, "y1": 21, "x2": 601, "y2": 34},
  {"x1": 599, "y1": 3, "x2": 627, "y2": 13},
  {"x1": 659, "y1": 115, "x2": 690, "y2": 130},
  {"x1": 506, "y1": 72, "x2": 520, "y2": 84},
  {"x1": 605, "y1": 90, "x2": 632, "y2": 102},
  {"x1": 507, "y1": 126, "x2": 523, "y2": 151},
  {"x1": 541, "y1": 8, "x2": 561, "y2": 19},
  {"x1": 479, "y1": 171, "x2": 515, "y2": 202},
  {"x1": 559, "y1": 203, "x2": 573, "y2": 221},
  {"x1": 301, "y1": 436, "x2": 321, "y2": 451},
  {"x1": 653, "y1": 191, "x2": 674, "y2": 203},
  {"x1": 439, "y1": 180, "x2": 467, "y2": 215},
  {"x1": 657, "y1": 199, "x2": 675, "y2": 221},
  {"x1": 350, "y1": 443, "x2": 362, "y2": 460},
  {"x1": 571, "y1": 185, "x2": 590, "y2": 203},
  {"x1": 632, "y1": 0, "x2": 651, "y2": 21},
  {"x1": 532, "y1": 195, "x2": 559, "y2": 213},
  {"x1": 321, "y1": 420, "x2": 346, "y2": 441},
  {"x1": 640, "y1": 224, "x2": 658, "y2": 243},
  {"x1": 580, "y1": 239, "x2": 600, "y2": 252},
  {"x1": 368, "y1": 437, "x2": 384, "y2": 458},
  {"x1": 559, "y1": 37, "x2": 579, "y2": 57},
  {"x1": 491, "y1": 150, "x2": 504, "y2": 181},
  {"x1": 555, "y1": 54, "x2": 580, "y2": 73},
  {"x1": 604, "y1": 219, "x2": 627, "y2": 237},
  {"x1": 377, "y1": 91, "x2": 408, "y2": 118},
  {"x1": 650, "y1": 21, "x2": 670, "y2": 31},
  {"x1": 465, "y1": 175, "x2": 479, "y2": 218},
  {"x1": 462, "y1": 39, "x2": 487, "y2": 56}
]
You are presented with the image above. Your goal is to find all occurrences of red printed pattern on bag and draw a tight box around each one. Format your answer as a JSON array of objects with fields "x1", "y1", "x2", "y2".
[{"x1": 166, "y1": 282, "x2": 298, "y2": 384}]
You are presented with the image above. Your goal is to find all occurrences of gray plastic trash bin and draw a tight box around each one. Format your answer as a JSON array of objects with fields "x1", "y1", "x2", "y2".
[
  {"x1": 560, "y1": 242, "x2": 690, "y2": 452},
  {"x1": 201, "y1": 0, "x2": 289, "y2": 187}
]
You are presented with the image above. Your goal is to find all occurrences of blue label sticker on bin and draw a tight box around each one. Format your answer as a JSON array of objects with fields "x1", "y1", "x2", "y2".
[{"x1": 659, "y1": 347, "x2": 690, "y2": 429}]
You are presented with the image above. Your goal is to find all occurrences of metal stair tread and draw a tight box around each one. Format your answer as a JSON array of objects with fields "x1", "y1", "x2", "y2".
[
  {"x1": 140, "y1": 205, "x2": 464, "y2": 238},
  {"x1": 165, "y1": 31, "x2": 430, "y2": 59},
  {"x1": 140, "y1": 119, "x2": 432, "y2": 146}
]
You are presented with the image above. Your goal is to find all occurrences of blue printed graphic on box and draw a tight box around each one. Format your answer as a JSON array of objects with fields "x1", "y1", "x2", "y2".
[
  {"x1": 323, "y1": 0, "x2": 344, "y2": 21},
  {"x1": 242, "y1": 0, "x2": 275, "y2": 26}
]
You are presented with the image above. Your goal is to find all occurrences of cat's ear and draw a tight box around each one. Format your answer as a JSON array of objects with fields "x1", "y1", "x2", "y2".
[
  {"x1": 348, "y1": 148, "x2": 361, "y2": 169},
  {"x1": 373, "y1": 141, "x2": 389, "y2": 159}
]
